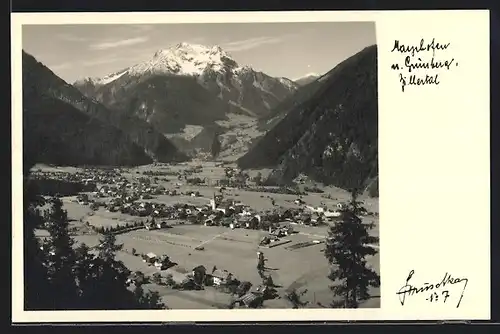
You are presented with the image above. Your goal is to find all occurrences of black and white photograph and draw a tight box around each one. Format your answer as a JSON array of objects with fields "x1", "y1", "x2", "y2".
[{"x1": 21, "y1": 21, "x2": 380, "y2": 311}]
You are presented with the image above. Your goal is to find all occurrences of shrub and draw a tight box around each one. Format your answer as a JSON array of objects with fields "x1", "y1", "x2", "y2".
[
  {"x1": 151, "y1": 273, "x2": 163, "y2": 285},
  {"x1": 367, "y1": 179, "x2": 379, "y2": 198},
  {"x1": 165, "y1": 274, "x2": 175, "y2": 287}
]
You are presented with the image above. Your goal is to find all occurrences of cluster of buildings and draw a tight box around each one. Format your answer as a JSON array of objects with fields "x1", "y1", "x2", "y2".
[
  {"x1": 131, "y1": 254, "x2": 277, "y2": 308},
  {"x1": 34, "y1": 168, "x2": 128, "y2": 191}
]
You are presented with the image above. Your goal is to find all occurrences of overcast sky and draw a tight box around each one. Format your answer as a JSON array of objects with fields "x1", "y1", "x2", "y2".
[{"x1": 22, "y1": 22, "x2": 376, "y2": 83}]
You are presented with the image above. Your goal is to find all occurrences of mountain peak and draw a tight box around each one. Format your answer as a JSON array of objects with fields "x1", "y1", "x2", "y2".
[{"x1": 130, "y1": 42, "x2": 238, "y2": 77}]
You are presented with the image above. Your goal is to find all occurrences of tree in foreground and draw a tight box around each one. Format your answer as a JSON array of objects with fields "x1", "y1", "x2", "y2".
[
  {"x1": 133, "y1": 285, "x2": 167, "y2": 309},
  {"x1": 324, "y1": 189, "x2": 380, "y2": 308},
  {"x1": 211, "y1": 133, "x2": 221, "y2": 160},
  {"x1": 285, "y1": 288, "x2": 309, "y2": 309},
  {"x1": 42, "y1": 197, "x2": 79, "y2": 309},
  {"x1": 23, "y1": 179, "x2": 53, "y2": 310},
  {"x1": 23, "y1": 177, "x2": 167, "y2": 310}
]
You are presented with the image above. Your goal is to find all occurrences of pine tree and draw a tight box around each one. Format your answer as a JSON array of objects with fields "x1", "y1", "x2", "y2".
[
  {"x1": 73, "y1": 243, "x2": 98, "y2": 307},
  {"x1": 211, "y1": 133, "x2": 221, "y2": 160},
  {"x1": 133, "y1": 285, "x2": 166, "y2": 309},
  {"x1": 43, "y1": 197, "x2": 79, "y2": 309},
  {"x1": 98, "y1": 231, "x2": 125, "y2": 264},
  {"x1": 285, "y1": 288, "x2": 309, "y2": 309},
  {"x1": 23, "y1": 179, "x2": 53, "y2": 310},
  {"x1": 324, "y1": 189, "x2": 380, "y2": 308},
  {"x1": 86, "y1": 231, "x2": 134, "y2": 309},
  {"x1": 23, "y1": 174, "x2": 168, "y2": 310}
]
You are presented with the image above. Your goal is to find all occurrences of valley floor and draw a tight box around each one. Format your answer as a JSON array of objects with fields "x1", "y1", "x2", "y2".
[{"x1": 32, "y1": 161, "x2": 380, "y2": 310}]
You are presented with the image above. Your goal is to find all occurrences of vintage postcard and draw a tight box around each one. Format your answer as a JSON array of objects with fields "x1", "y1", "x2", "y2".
[{"x1": 11, "y1": 10, "x2": 490, "y2": 323}]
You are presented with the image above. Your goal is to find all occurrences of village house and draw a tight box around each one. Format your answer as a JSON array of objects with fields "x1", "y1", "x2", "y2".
[
  {"x1": 310, "y1": 213, "x2": 323, "y2": 226},
  {"x1": 99, "y1": 185, "x2": 110, "y2": 196},
  {"x1": 204, "y1": 214, "x2": 218, "y2": 226},
  {"x1": 156, "y1": 221, "x2": 168, "y2": 229},
  {"x1": 236, "y1": 292, "x2": 262, "y2": 308},
  {"x1": 210, "y1": 268, "x2": 234, "y2": 286},
  {"x1": 154, "y1": 255, "x2": 172, "y2": 270},
  {"x1": 239, "y1": 215, "x2": 260, "y2": 229},
  {"x1": 143, "y1": 252, "x2": 157, "y2": 265},
  {"x1": 76, "y1": 193, "x2": 89, "y2": 205},
  {"x1": 323, "y1": 209, "x2": 341, "y2": 219},
  {"x1": 299, "y1": 212, "x2": 312, "y2": 225},
  {"x1": 127, "y1": 271, "x2": 147, "y2": 286}
]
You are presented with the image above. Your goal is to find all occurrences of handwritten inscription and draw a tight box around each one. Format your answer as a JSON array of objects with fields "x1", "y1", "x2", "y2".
[
  {"x1": 396, "y1": 270, "x2": 468, "y2": 308},
  {"x1": 390, "y1": 38, "x2": 459, "y2": 92}
]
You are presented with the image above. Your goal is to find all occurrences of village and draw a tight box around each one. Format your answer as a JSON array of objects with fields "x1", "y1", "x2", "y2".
[{"x1": 32, "y1": 161, "x2": 380, "y2": 309}]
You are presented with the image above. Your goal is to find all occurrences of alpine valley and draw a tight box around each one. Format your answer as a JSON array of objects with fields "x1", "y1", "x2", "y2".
[
  {"x1": 73, "y1": 43, "x2": 300, "y2": 159},
  {"x1": 23, "y1": 41, "x2": 378, "y2": 192}
]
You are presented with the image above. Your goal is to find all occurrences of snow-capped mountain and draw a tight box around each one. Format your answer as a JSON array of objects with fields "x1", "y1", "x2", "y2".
[
  {"x1": 73, "y1": 42, "x2": 299, "y2": 157},
  {"x1": 294, "y1": 72, "x2": 321, "y2": 86},
  {"x1": 128, "y1": 43, "x2": 238, "y2": 77},
  {"x1": 74, "y1": 43, "x2": 298, "y2": 121}
]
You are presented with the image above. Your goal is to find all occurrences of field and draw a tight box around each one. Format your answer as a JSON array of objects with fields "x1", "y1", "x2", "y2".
[{"x1": 33, "y1": 162, "x2": 380, "y2": 309}]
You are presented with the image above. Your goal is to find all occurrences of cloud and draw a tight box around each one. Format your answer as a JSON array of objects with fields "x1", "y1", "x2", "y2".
[
  {"x1": 57, "y1": 33, "x2": 90, "y2": 42},
  {"x1": 221, "y1": 36, "x2": 283, "y2": 52},
  {"x1": 89, "y1": 36, "x2": 149, "y2": 50},
  {"x1": 50, "y1": 62, "x2": 73, "y2": 71},
  {"x1": 82, "y1": 57, "x2": 122, "y2": 67}
]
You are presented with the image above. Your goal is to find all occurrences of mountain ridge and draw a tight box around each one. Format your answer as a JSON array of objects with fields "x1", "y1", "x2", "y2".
[
  {"x1": 238, "y1": 45, "x2": 378, "y2": 192},
  {"x1": 23, "y1": 51, "x2": 187, "y2": 165},
  {"x1": 73, "y1": 42, "x2": 299, "y2": 147},
  {"x1": 294, "y1": 72, "x2": 321, "y2": 86}
]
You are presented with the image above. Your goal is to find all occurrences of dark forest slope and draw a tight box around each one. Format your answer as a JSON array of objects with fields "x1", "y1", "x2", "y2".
[
  {"x1": 22, "y1": 51, "x2": 187, "y2": 164},
  {"x1": 22, "y1": 94, "x2": 151, "y2": 167},
  {"x1": 238, "y1": 45, "x2": 378, "y2": 191}
]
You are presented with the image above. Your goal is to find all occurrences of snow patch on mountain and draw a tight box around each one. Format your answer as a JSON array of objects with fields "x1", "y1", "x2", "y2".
[
  {"x1": 128, "y1": 42, "x2": 239, "y2": 77},
  {"x1": 294, "y1": 72, "x2": 320, "y2": 81},
  {"x1": 278, "y1": 77, "x2": 297, "y2": 90},
  {"x1": 75, "y1": 68, "x2": 128, "y2": 87}
]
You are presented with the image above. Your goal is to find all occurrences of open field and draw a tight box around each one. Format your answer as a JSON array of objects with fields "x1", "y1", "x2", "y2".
[
  {"x1": 33, "y1": 162, "x2": 380, "y2": 309},
  {"x1": 69, "y1": 223, "x2": 379, "y2": 309}
]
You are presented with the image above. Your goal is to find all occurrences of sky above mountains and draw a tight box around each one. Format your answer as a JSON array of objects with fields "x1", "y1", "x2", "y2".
[{"x1": 22, "y1": 21, "x2": 376, "y2": 83}]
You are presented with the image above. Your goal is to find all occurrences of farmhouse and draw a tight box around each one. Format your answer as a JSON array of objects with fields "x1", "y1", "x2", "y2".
[
  {"x1": 323, "y1": 210, "x2": 341, "y2": 219},
  {"x1": 210, "y1": 269, "x2": 234, "y2": 286},
  {"x1": 154, "y1": 255, "x2": 171, "y2": 270},
  {"x1": 204, "y1": 214, "x2": 218, "y2": 226},
  {"x1": 143, "y1": 252, "x2": 157, "y2": 264},
  {"x1": 127, "y1": 271, "x2": 147, "y2": 285},
  {"x1": 235, "y1": 292, "x2": 262, "y2": 308}
]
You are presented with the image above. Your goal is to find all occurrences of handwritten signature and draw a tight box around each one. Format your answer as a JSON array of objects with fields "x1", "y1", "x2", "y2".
[{"x1": 396, "y1": 270, "x2": 468, "y2": 308}]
